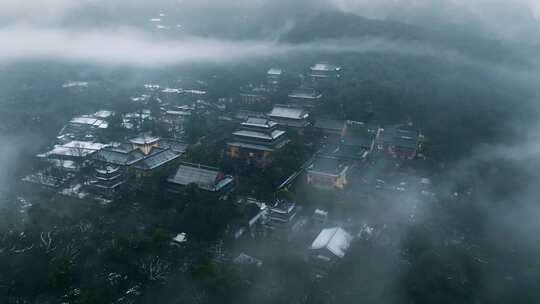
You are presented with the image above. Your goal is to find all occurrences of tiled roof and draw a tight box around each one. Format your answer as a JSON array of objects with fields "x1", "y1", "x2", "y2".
[
  {"x1": 94, "y1": 148, "x2": 145, "y2": 166},
  {"x1": 133, "y1": 149, "x2": 181, "y2": 171},
  {"x1": 269, "y1": 106, "x2": 309, "y2": 120},
  {"x1": 226, "y1": 142, "x2": 276, "y2": 152},
  {"x1": 168, "y1": 164, "x2": 233, "y2": 191},
  {"x1": 288, "y1": 87, "x2": 322, "y2": 99},
  {"x1": 233, "y1": 130, "x2": 286, "y2": 141},
  {"x1": 242, "y1": 118, "x2": 277, "y2": 129},
  {"x1": 70, "y1": 116, "x2": 108, "y2": 129},
  {"x1": 129, "y1": 135, "x2": 160, "y2": 145},
  {"x1": 383, "y1": 125, "x2": 420, "y2": 149},
  {"x1": 314, "y1": 119, "x2": 345, "y2": 131},
  {"x1": 309, "y1": 156, "x2": 345, "y2": 175}
]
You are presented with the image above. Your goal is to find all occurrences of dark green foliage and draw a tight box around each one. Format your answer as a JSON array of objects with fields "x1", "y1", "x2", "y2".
[{"x1": 48, "y1": 257, "x2": 75, "y2": 292}]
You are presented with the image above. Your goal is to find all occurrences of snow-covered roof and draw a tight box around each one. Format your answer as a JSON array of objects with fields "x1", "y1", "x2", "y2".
[
  {"x1": 314, "y1": 209, "x2": 328, "y2": 217},
  {"x1": 131, "y1": 94, "x2": 150, "y2": 102},
  {"x1": 311, "y1": 63, "x2": 341, "y2": 72},
  {"x1": 94, "y1": 110, "x2": 114, "y2": 118},
  {"x1": 183, "y1": 89, "x2": 207, "y2": 95},
  {"x1": 226, "y1": 142, "x2": 275, "y2": 152},
  {"x1": 269, "y1": 106, "x2": 309, "y2": 120},
  {"x1": 162, "y1": 88, "x2": 182, "y2": 93},
  {"x1": 310, "y1": 227, "x2": 353, "y2": 258},
  {"x1": 61, "y1": 141, "x2": 106, "y2": 150},
  {"x1": 177, "y1": 105, "x2": 195, "y2": 111},
  {"x1": 41, "y1": 141, "x2": 108, "y2": 158},
  {"x1": 242, "y1": 117, "x2": 277, "y2": 129},
  {"x1": 144, "y1": 84, "x2": 160, "y2": 90},
  {"x1": 235, "y1": 110, "x2": 266, "y2": 121},
  {"x1": 132, "y1": 149, "x2": 181, "y2": 171},
  {"x1": 62, "y1": 81, "x2": 89, "y2": 88},
  {"x1": 129, "y1": 135, "x2": 160, "y2": 145},
  {"x1": 95, "y1": 166, "x2": 121, "y2": 175},
  {"x1": 233, "y1": 130, "x2": 285, "y2": 141},
  {"x1": 94, "y1": 148, "x2": 145, "y2": 166},
  {"x1": 124, "y1": 112, "x2": 150, "y2": 120},
  {"x1": 267, "y1": 68, "x2": 282, "y2": 75},
  {"x1": 165, "y1": 110, "x2": 191, "y2": 116},
  {"x1": 173, "y1": 233, "x2": 187, "y2": 243},
  {"x1": 70, "y1": 116, "x2": 108, "y2": 129}
]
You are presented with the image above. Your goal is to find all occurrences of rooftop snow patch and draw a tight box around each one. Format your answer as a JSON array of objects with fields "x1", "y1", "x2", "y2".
[
  {"x1": 269, "y1": 106, "x2": 309, "y2": 120},
  {"x1": 311, "y1": 63, "x2": 341, "y2": 72},
  {"x1": 70, "y1": 116, "x2": 108, "y2": 129},
  {"x1": 94, "y1": 110, "x2": 114, "y2": 118},
  {"x1": 62, "y1": 81, "x2": 89, "y2": 88},
  {"x1": 267, "y1": 68, "x2": 282, "y2": 75},
  {"x1": 129, "y1": 135, "x2": 160, "y2": 145},
  {"x1": 41, "y1": 141, "x2": 108, "y2": 158},
  {"x1": 242, "y1": 117, "x2": 278, "y2": 129},
  {"x1": 310, "y1": 227, "x2": 353, "y2": 258}
]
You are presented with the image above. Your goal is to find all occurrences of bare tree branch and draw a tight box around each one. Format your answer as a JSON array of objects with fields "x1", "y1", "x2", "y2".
[
  {"x1": 40, "y1": 231, "x2": 56, "y2": 253},
  {"x1": 139, "y1": 256, "x2": 170, "y2": 281}
]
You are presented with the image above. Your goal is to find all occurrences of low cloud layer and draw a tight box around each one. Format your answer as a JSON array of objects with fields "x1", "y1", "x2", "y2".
[
  {"x1": 1, "y1": 0, "x2": 540, "y2": 66},
  {"x1": 0, "y1": 27, "x2": 282, "y2": 66},
  {"x1": 3, "y1": 0, "x2": 540, "y2": 39},
  {"x1": 0, "y1": 27, "x2": 480, "y2": 67}
]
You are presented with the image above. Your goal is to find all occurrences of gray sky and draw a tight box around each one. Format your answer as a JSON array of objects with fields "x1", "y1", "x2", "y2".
[
  {"x1": 335, "y1": 0, "x2": 540, "y2": 40},
  {"x1": 1, "y1": 0, "x2": 540, "y2": 66},
  {"x1": 4, "y1": 0, "x2": 540, "y2": 30}
]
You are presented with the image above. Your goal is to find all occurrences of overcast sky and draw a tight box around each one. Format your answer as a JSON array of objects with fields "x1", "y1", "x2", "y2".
[
  {"x1": 1, "y1": 0, "x2": 540, "y2": 66},
  {"x1": 4, "y1": 0, "x2": 540, "y2": 29}
]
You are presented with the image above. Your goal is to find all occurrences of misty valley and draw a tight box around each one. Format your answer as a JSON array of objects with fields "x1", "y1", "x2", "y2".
[{"x1": 1, "y1": 1, "x2": 540, "y2": 304}]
